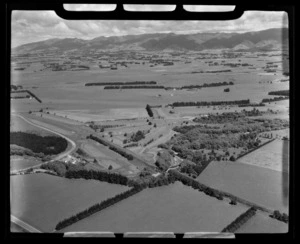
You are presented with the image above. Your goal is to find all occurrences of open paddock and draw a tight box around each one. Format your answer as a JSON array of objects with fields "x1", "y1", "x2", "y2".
[
  {"x1": 197, "y1": 161, "x2": 289, "y2": 213},
  {"x1": 10, "y1": 114, "x2": 53, "y2": 136},
  {"x1": 59, "y1": 181, "x2": 249, "y2": 233},
  {"x1": 10, "y1": 156, "x2": 42, "y2": 171},
  {"x1": 49, "y1": 108, "x2": 148, "y2": 123},
  {"x1": 238, "y1": 139, "x2": 289, "y2": 172},
  {"x1": 10, "y1": 174, "x2": 130, "y2": 232}
]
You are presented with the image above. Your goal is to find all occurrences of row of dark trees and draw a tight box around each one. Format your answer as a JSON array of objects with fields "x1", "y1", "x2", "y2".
[
  {"x1": 87, "y1": 134, "x2": 134, "y2": 161},
  {"x1": 10, "y1": 90, "x2": 42, "y2": 103},
  {"x1": 85, "y1": 81, "x2": 157, "y2": 86},
  {"x1": 146, "y1": 104, "x2": 154, "y2": 117},
  {"x1": 170, "y1": 99, "x2": 250, "y2": 107},
  {"x1": 261, "y1": 96, "x2": 289, "y2": 103},
  {"x1": 11, "y1": 95, "x2": 30, "y2": 99},
  {"x1": 180, "y1": 81, "x2": 234, "y2": 90},
  {"x1": 10, "y1": 132, "x2": 68, "y2": 155},
  {"x1": 55, "y1": 185, "x2": 144, "y2": 230},
  {"x1": 222, "y1": 207, "x2": 257, "y2": 233},
  {"x1": 168, "y1": 170, "x2": 226, "y2": 201},
  {"x1": 268, "y1": 90, "x2": 289, "y2": 96},
  {"x1": 238, "y1": 103, "x2": 265, "y2": 107},
  {"x1": 104, "y1": 85, "x2": 165, "y2": 89}
]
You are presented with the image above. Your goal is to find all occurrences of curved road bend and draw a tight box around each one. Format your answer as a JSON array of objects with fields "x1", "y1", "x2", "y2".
[
  {"x1": 10, "y1": 114, "x2": 76, "y2": 172},
  {"x1": 11, "y1": 215, "x2": 42, "y2": 233}
]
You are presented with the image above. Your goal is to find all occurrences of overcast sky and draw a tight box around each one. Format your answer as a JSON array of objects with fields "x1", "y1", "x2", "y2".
[{"x1": 11, "y1": 5, "x2": 288, "y2": 48}]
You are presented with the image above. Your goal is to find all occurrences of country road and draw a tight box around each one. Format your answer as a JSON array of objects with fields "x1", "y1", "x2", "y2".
[
  {"x1": 11, "y1": 215, "x2": 42, "y2": 233},
  {"x1": 10, "y1": 114, "x2": 77, "y2": 173}
]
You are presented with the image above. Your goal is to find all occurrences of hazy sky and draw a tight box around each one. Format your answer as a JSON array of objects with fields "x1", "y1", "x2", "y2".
[{"x1": 11, "y1": 5, "x2": 288, "y2": 48}]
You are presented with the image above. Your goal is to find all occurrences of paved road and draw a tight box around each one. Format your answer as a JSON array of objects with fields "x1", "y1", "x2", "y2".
[
  {"x1": 11, "y1": 215, "x2": 42, "y2": 233},
  {"x1": 10, "y1": 114, "x2": 77, "y2": 173}
]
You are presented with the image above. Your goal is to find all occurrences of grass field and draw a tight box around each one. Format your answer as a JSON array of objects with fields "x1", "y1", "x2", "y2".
[
  {"x1": 10, "y1": 115, "x2": 53, "y2": 136},
  {"x1": 236, "y1": 210, "x2": 288, "y2": 233},
  {"x1": 59, "y1": 181, "x2": 249, "y2": 233},
  {"x1": 197, "y1": 161, "x2": 289, "y2": 213},
  {"x1": 238, "y1": 139, "x2": 289, "y2": 172},
  {"x1": 10, "y1": 174, "x2": 130, "y2": 232},
  {"x1": 10, "y1": 156, "x2": 42, "y2": 171}
]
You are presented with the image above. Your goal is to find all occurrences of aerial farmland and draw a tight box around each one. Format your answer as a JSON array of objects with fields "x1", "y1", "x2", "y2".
[{"x1": 9, "y1": 12, "x2": 290, "y2": 236}]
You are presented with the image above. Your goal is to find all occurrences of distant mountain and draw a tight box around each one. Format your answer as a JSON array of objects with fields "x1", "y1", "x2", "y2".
[{"x1": 13, "y1": 28, "x2": 288, "y2": 53}]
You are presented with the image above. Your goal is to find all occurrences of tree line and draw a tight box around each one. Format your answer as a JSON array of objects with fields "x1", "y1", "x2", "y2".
[
  {"x1": 170, "y1": 99, "x2": 250, "y2": 107},
  {"x1": 268, "y1": 90, "x2": 289, "y2": 96},
  {"x1": 146, "y1": 104, "x2": 154, "y2": 117},
  {"x1": 222, "y1": 207, "x2": 257, "y2": 233},
  {"x1": 10, "y1": 132, "x2": 68, "y2": 155},
  {"x1": 85, "y1": 81, "x2": 157, "y2": 86},
  {"x1": 87, "y1": 134, "x2": 134, "y2": 161},
  {"x1": 10, "y1": 90, "x2": 42, "y2": 103},
  {"x1": 261, "y1": 96, "x2": 289, "y2": 103},
  {"x1": 104, "y1": 85, "x2": 165, "y2": 89},
  {"x1": 181, "y1": 81, "x2": 234, "y2": 89},
  {"x1": 55, "y1": 185, "x2": 144, "y2": 230}
]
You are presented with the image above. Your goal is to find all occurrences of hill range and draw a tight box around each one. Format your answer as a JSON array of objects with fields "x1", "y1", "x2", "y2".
[{"x1": 13, "y1": 27, "x2": 288, "y2": 53}]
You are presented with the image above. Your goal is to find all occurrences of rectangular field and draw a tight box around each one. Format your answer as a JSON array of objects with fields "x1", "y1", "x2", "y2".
[
  {"x1": 59, "y1": 181, "x2": 249, "y2": 233},
  {"x1": 50, "y1": 108, "x2": 148, "y2": 122},
  {"x1": 196, "y1": 161, "x2": 289, "y2": 213},
  {"x1": 10, "y1": 174, "x2": 130, "y2": 232},
  {"x1": 238, "y1": 139, "x2": 289, "y2": 172}
]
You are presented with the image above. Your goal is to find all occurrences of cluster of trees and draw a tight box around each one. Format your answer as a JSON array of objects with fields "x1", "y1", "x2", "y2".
[
  {"x1": 146, "y1": 104, "x2": 154, "y2": 117},
  {"x1": 85, "y1": 81, "x2": 157, "y2": 86},
  {"x1": 222, "y1": 207, "x2": 257, "y2": 233},
  {"x1": 10, "y1": 132, "x2": 68, "y2": 155},
  {"x1": 270, "y1": 210, "x2": 288, "y2": 223},
  {"x1": 104, "y1": 85, "x2": 165, "y2": 89},
  {"x1": 40, "y1": 161, "x2": 69, "y2": 176},
  {"x1": 130, "y1": 130, "x2": 145, "y2": 142},
  {"x1": 87, "y1": 134, "x2": 134, "y2": 161},
  {"x1": 55, "y1": 186, "x2": 144, "y2": 230},
  {"x1": 181, "y1": 81, "x2": 234, "y2": 90},
  {"x1": 10, "y1": 145, "x2": 52, "y2": 161},
  {"x1": 180, "y1": 163, "x2": 207, "y2": 178},
  {"x1": 154, "y1": 150, "x2": 173, "y2": 171},
  {"x1": 261, "y1": 96, "x2": 289, "y2": 103},
  {"x1": 170, "y1": 99, "x2": 250, "y2": 107},
  {"x1": 268, "y1": 90, "x2": 289, "y2": 96},
  {"x1": 11, "y1": 85, "x2": 23, "y2": 91}
]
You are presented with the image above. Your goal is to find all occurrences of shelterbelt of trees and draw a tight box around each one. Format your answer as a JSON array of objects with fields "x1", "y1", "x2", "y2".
[
  {"x1": 55, "y1": 186, "x2": 144, "y2": 230},
  {"x1": 10, "y1": 90, "x2": 42, "y2": 103},
  {"x1": 261, "y1": 96, "x2": 289, "y2": 103},
  {"x1": 104, "y1": 85, "x2": 165, "y2": 89},
  {"x1": 85, "y1": 81, "x2": 157, "y2": 86},
  {"x1": 10, "y1": 132, "x2": 68, "y2": 155},
  {"x1": 222, "y1": 207, "x2": 257, "y2": 233},
  {"x1": 268, "y1": 90, "x2": 289, "y2": 96},
  {"x1": 169, "y1": 99, "x2": 250, "y2": 107},
  {"x1": 180, "y1": 81, "x2": 234, "y2": 89}
]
